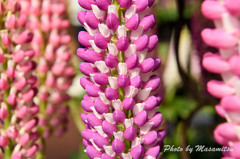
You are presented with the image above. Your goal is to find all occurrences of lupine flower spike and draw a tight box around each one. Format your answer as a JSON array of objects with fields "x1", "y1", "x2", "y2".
[
  {"x1": 202, "y1": 0, "x2": 240, "y2": 158},
  {"x1": 77, "y1": 0, "x2": 165, "y2": 158},
  {"x1": 0, "y1": 0, "x2": 40, "y2": 158},
  {"x1": 28, "y1": 0, "x2": 74, "y2": 138}
]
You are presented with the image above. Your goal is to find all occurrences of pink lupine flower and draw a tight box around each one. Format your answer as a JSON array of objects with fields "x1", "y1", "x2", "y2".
[
  {"x1": 27, "y1": 0, "x2": 74, "y2": 138},
  {"x1": 0, "y1": 0, "x2": 40, "y2": 158},
  {"x1": 77, "y1": 0, "x2": 165, "y2": 158},
  {"x1": 201, "y1": 0, "x2": 240, "y2": 158}
]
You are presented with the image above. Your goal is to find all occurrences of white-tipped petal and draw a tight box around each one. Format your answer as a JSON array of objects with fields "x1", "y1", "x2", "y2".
[
  {"x1": 10, "y1": 87, "x2": 17, "y2": 94},
  {"x1": 133, "y1": 103, "x2": 145, "y2": 116},
  {"x1": 222, "y1": 13, "x2": 238, "y2": 34},
  {"x1": 113, "y1": 131, "x2": 124, "y2": 141},
  {"x1": 131, "y1": 25, "x2": 144, "y2": 41},
  {"x1": 108, "y1": 5, "x2": 118, "y2": 17},
  {"x1": 108, "y1": 76, "x2": 118, "y2": 89},
  {"x1": 117, "y1": 25, "x2": 127, "y2": 38},
  {"x1": 118, "y1": 63, "x2": 128, "y2": 75},
  {"x1": 99, "y1": 92, "x2": 111, "y2": 105},
  {"x1": 84, "y1": 23, "x2": 98, "y2": 36},
  {"x1": 125, "y1": 44, "x2": 137, "y2": 58},
  {"x1": 129, "y1": 68, "x2": 140, "y2": 79},
  {"x1": 103, "y1": 113, "x2": 115, "y2": 124},
  {"x1": 91, "y1": 107, "x2": 104, "y2": 119},
  {"x1": 99, "y1": 24, "x2": 111, "y2": 38},
  {"x1": 112, "y1": 99, "x2": 123, "y2": 110},
  {"x1": 137, "y1": 88, "x2": 152, "y2": 101},
  {"x1": 89, "y1": 40, "x2": 103, "y2": 53},
  {"x1": 104, "y1": 146, "x2": 116, "y2": 157},
  {"x1": 125, "y1": 5, "x2": 136, "y2": 19},
  {"x1": 8, "y1": 60, "x2": 15, "y2": 67},
  {"x1": 140, "y1": 122, "x2": 154, "y2": 135},
  {"x1": 89, "y1": 73, "x2": 95, "y2": 83},
  {"x1": 121, "y1": 153, "x2": 132, "y2": 159},
  {"x1": 125, "y1": 86, "x2": 138, "y2": 97},
  {"x1": 108, "y1": 43, "x2": 118, "y2": 56},
  {"x1": 95, "y1": 126, "x2": 108, "y2": 138},
  {"x1": 137, "y1": 48, "x2": 148, "y2": 63},
  {"x1": 92, "y1": 5, "x2": 105, "y2": 19},
  {"x1": 10, "y1": 115, "x2": 17, "y2": 125},
  {"x1": 90, "y1": 139, "x2": 102, "y2": 151},
  {"x1": 131, "y1": 137, "x2": 142, "y2": 148},
  {"x1": 124, "y1": 118, "x2": 134, "y2": 128},
  {"x1": 95, "y1": 61, "x2": 110, "y2": 73}
]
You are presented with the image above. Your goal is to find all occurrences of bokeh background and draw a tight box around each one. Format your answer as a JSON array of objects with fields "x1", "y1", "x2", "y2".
[{"x1": 45, "y1": 0, "x2": 224, "y2": 158}]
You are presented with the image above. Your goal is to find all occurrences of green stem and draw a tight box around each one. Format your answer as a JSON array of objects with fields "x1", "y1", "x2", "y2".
[
  {"x1": 35, "y1": 151, "x2": 45, "y2": 159},
  {"x1": 3, "y1": 146, "x2": 11, "y2": 159}
]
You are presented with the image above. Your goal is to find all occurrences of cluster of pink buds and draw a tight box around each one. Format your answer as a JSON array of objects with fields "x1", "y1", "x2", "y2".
[
  {"x1": 77, "y1": 0, "x2": 165, "y2": 158},
  {"x1": 27, "y1": 0, "x2": 74, "y2": 138},
  {"x1": 201, "y1": 0, "x2": 240, "y2": 158},
  {"x1": 0, "y1": 0, "x2": 41, "y2": 158}
]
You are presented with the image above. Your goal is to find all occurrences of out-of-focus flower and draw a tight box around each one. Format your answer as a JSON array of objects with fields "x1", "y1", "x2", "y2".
[
  {"x1": 77, "y1": 0, "x2": 165, "y2": 158},
  {"x1": 28, "y1": 0, "x2": 74, "y2": 138},
  {"x1": 201, "y1": 0, "x2": 240, "y2": 158}
]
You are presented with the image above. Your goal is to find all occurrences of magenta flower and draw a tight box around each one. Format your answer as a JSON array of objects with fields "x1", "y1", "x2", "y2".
[
  {"x1": 0, "y1": 0, "x2": 40, "y2": 158},
  {"x1": 77, "y1": 0, "x2": 165, "y2": 158},
  {"x1": 202, "y1": 0, "x2": 240, "y2": 158}
]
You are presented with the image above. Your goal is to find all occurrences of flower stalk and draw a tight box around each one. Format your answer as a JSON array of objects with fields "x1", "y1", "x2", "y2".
[
  {"x1": 77, "y1": 0, "x2": 165, "y2": 158},
  {"x1": 0, "y1": 0, "x2": 41, "y2": 158},
  {"x1": 201, "y1": 0, "x2": 240, "y2": 158},
  {"x1": 29, "y1": 0, "x2": 74, "y2": 139},
  {"x1": 0, "y1": 0, "x2": 74, "y2": 158}
]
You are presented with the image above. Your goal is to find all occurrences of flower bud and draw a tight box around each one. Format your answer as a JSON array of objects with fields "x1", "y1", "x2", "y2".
[
  {"x1": 105, "y1": 54, "x2": 118, "y2": 68},
  {"x1": 106, "y1": 13, "x2": 119, "y2": 30},
  {"x1": 134, "y1": 110, "x2": 148, "y2": 126},
  {"x1": 96, "y1": 0, "x2": 112, "y2": 11},
  {"x1": 124, "y1": 126, "x2": 137, "y2": 141},
  {"x1": 201, "y1": 1, "x2": 226, "y2": 20},
  {"x1": 93, "y1": 133, "x2": 110, "y2": 148},
  {"x1": 86, "y1": 146, "x2": 103, "y2": 158},
  {"x1": 140, "y1": 14, "x2": 156, "y2": 31},
  {"x1": 112, "y1": 139, "x2": 125, "y2": 154},
  {"x1": 113, "y1": 110, "x2": 126, "y2": 123},
  {"x1": 207, "y1": 80, "x2": 235, "y2": 98},
  {"x1": 86, "y1": 12, "x2": 100, "y2": 29},
  {"x1": 94, "y1": 98, "x2": 110, "y2": 114},
  {"x1": 105, "y1": 87, "x2": 119, "y2": 100},
  {"x1": 117, "y1": 36, "x2": 129, "y2": 51},
  {"x1": 78, "y1": 0, "x2": 96, "y2": 10},
  {"x1": 134, "y1": 35, "x2": 149, "y2": 51},
  {"x1": 94, "y1": 33, "x2": 109, "y2": 49},
  {"x1": 78, "y1": 31, "x2": 93, "y2": 47},
  {"x1": 130, "y1": 145, "x2": 143, "y2": 159},
  {"x1": 201, "y1": 29, "x2": 238, "y2": 49},
  {"x1": 126, "y1": 14, "x2": 139, "y2": 30},
  {"x1": 134, "y1": 0, "x2": 148, "y2": 12},
  {"x1": 102, "y1": 120, "x2": 117, "y2": 136}
]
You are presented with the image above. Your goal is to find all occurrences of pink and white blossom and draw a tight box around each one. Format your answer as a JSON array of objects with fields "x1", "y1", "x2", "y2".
[{"x1": 77, "y1": 0, "x2": 165, "y2": 158}]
